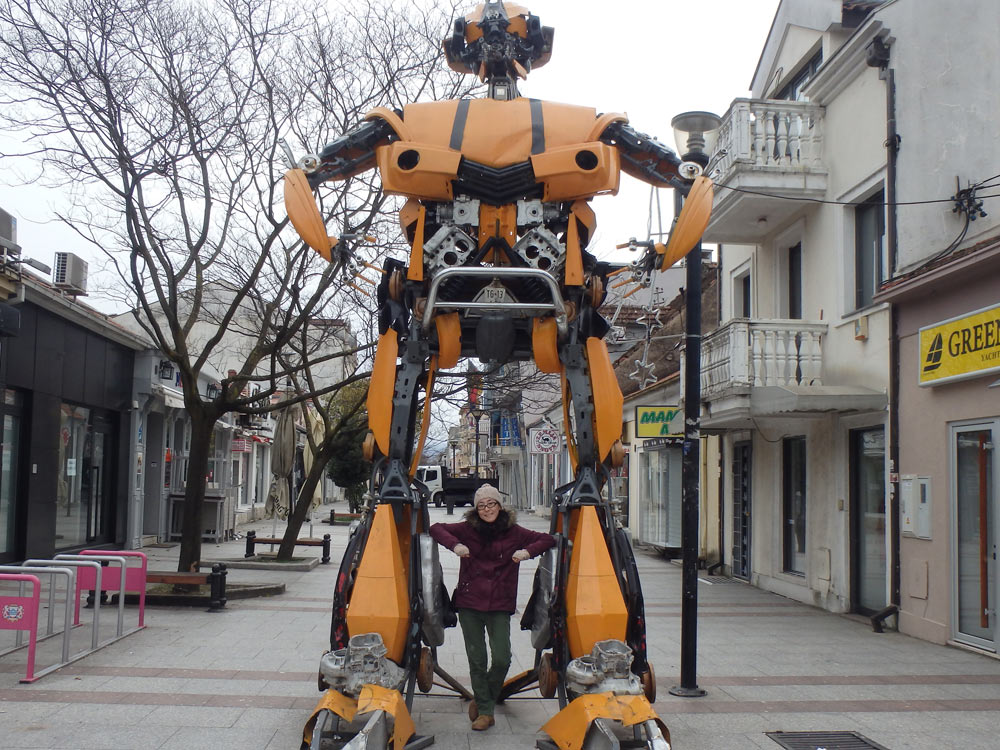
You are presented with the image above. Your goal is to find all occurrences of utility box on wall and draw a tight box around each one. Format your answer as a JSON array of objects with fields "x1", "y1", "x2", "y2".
[{"x1": 900, "y1": 474, "x2": 932, "y2": 540}]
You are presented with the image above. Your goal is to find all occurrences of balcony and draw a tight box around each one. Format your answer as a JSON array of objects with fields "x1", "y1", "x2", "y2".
[
  {"x1": 705, "y1": 99, "x2": 828, "y2": 244},
  {"x1": 700, "y1": 319, "x2": 886, "y2": 429}
]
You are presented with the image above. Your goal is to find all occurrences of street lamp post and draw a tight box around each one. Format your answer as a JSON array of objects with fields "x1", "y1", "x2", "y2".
[
  {"x1": 469, "y1": 408, "x2": 486, "y2": 478},
  {"x1": 449, "y1": 439, "x2": 459, "y2": 475},
  {"x1": 668, "y1": 110, "x2": 721, "y2": 699}
]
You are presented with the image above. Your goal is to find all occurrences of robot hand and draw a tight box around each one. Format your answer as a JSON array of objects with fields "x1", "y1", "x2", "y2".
[{"x1": 453, "y1": 544, "x2": 470, "y2": 558}]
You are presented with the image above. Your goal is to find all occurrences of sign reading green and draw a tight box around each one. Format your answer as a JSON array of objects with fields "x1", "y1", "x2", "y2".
[{"x1": 634, "y1": 405, "x2": 682, "y2": 438}]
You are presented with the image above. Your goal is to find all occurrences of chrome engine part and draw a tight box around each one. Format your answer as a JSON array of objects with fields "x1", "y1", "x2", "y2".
[
  {"x1": 422, "y1": 225, "x2": 478, "y2": 272},
  {"x1": 318, "y1": 633, "x2": 406, "y2": 697},
  {"x1": 564, "y1": 639, "x2": 643, "y2": 697},
  {"x1": 512, "y1": 225, "x2": 563, "y2": 274}
]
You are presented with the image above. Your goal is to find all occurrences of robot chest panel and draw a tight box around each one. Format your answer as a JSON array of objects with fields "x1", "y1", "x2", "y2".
[{"x1": 375, "y1": 99, "x2": 621, "y2": 203}]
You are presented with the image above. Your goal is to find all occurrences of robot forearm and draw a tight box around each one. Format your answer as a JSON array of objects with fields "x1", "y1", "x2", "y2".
[
  {"x1": 600, "y1": 120, "x2": 687, "y2": 191},
  {"x1": 305, "y1": 117, "x2": 397, "y2": 188}
]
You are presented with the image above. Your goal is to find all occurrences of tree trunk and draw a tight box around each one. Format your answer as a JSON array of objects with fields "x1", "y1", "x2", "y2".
[
  {"x1": 178, "y1": 410, "x2": 216, "y2": 572},
  {"x1": 278, "y1": 444, "x2": 334, "y2": 560}
]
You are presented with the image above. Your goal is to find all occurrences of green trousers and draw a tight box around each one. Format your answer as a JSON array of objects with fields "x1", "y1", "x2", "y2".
[{"x1": 457, "y1": 608, "x2": 512, "y2": 716}]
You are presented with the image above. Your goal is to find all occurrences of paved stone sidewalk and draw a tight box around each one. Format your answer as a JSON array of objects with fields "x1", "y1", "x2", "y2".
[{"x1": 2, "y1": 506, "x2": 1000, "y2": 749}]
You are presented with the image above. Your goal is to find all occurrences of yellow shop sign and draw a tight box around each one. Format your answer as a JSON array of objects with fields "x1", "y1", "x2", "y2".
[
  {"x1": 635, "y1": 405, "x2": 682, "y2": 438},
  {"x1": 919, "y1": 302, "x2": 1000, "y2": 386}
]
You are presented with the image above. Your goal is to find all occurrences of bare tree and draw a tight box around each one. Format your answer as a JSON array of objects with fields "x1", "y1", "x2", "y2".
[{"x1": 0, "y1": 0, "x2": 471, "y2": 570}]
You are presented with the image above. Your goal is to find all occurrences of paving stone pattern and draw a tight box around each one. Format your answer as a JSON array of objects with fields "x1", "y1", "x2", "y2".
[{"x1": 2, "y1": 508, "x2": 1000, "y2": 749}]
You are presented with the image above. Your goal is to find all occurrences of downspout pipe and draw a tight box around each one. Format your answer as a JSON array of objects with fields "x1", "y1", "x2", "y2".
[{"x1": 868, "y1": 36, "x2": 901, "y2": 628}]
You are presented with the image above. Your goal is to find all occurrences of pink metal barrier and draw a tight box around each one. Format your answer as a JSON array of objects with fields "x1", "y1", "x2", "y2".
[
  {"x1": 0, "y1": 573, "x2": 41, "y2": 682},
  {"x1": 79, "y1": 550, "x2": 148, "y2": 628}
]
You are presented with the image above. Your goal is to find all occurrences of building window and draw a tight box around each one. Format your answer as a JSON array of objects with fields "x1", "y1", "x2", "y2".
[
  {"x1": 782, "y1": 436, "x2": 807, "y2": 575},
  {"x1": 855, "y1": 191, "x2": 886, "y2": 309},
  {"x1": 775, "y1": 49, "x2": 823, "y2": 101},
  {"x1": 788, "y1": 243, "x2": 802, "y2": 319},
  {"x1": 734, "y1": 269, "x2": 752, "y2": 318}
]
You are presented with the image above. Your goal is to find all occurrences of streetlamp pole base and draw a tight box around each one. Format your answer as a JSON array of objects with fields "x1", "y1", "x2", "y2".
[{"x1": 668, "y1": 684, "x2": 707, "y2": 698}]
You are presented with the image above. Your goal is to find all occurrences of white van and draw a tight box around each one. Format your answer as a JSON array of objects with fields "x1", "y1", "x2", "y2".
[{"x1": 415, "y1": 465, "x2": 445, "y2": 506}]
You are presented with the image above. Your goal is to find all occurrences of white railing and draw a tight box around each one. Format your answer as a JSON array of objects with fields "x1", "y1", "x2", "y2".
[
  {"x1": 714, "y1": 99, "x2": 825, "y2": 180},
  {"x1": 702, "y1": 319, "x2": 827, "y2": 398}
]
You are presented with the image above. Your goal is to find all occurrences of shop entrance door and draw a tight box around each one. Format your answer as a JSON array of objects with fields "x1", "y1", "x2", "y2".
[
  {"x1": 732, "y1": 441, "x2": 752, "y2": 579},
  {"x1": 850, "y1": 427, "x2": 886, "y2": 615},
  {"x1": 954, "y1": 422, "x2": 997, "y2": 650}
]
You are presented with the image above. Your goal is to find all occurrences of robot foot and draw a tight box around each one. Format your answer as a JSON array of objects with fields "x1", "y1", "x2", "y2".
[
  {"x1": 302, "y1": 687, "x2": 433, "y2": 750},
  {"x1": 538, "y1": 694, "x2": 670, "y2": 750}
]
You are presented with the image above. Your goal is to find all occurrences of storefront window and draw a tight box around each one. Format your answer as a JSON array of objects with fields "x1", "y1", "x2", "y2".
[
  {"x1": 57, "y1": 403, "x2": 90, "y2": 547},
  {"x1": 638, "y1": 447, "x2": 681, "y2": 548}
]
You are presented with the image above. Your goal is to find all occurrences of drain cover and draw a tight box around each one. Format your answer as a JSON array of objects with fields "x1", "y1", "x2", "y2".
[{"x1": 766, "y1": 731, "x2": 890, "y2": 749}]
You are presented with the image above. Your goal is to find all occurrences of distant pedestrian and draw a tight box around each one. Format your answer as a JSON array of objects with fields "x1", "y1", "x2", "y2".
[{"x1": 430, "y1": 484, "x2": 555, "y2": 730}]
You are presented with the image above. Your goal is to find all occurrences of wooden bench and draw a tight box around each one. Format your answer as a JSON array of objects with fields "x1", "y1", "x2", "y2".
[
  {"x1": 145, "y1": 563, "x2": 228, "y2": 610},
  {"x1": 325, "y1": 509, "x2": 361, "y2": 525},
  {"x1": 244, "y1": 531, "x2": 331, "y2": 563}
]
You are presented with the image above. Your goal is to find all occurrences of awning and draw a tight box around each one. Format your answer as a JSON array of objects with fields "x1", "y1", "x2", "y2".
[
  {"x1": 154, "y1": 385, "x2": 186, "y2": 410},
  {"x1": 749, "y1": 385, "x2": 887, "y2": 416}
]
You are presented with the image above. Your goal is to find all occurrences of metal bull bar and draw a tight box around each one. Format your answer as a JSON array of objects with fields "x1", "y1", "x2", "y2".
[{"x1": 420, "y1": 266, "x2": 568, "y2": 336}]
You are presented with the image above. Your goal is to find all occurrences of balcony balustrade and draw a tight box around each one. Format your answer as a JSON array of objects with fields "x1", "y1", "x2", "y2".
[
  {"x1": 701, "y1": 318, "x2": 827, "y2": 400},
  {"x1": 706, "y1": 99, "x2": 828, "y2": 243}
]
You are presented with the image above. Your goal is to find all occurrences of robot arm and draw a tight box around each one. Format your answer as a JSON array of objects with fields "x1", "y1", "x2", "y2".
[
  {"x1": 304, "y1": 116, "x2": 398, "y2": 188},
  {"x1": 599, "y1": 120, "x2": 688, "y2": 191}
]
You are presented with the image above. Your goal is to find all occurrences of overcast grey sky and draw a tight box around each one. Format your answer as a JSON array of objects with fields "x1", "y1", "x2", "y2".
[{"x1": 0, "y1": 0, "x2": 780, "y2": 312}]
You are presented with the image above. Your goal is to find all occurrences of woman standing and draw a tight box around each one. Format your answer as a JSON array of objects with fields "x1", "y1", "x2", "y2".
[{"x1": 430, "y1": 483, "x2": 555, "y2": 731}]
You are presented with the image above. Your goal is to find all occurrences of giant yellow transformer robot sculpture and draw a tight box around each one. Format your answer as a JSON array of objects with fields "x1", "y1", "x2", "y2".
[{"x1": 284, "y1": 3, "x2": 713, "y2": 749}]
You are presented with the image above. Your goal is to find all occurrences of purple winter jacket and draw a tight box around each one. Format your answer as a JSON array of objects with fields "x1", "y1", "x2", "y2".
[{"x1": 430, "y1": 508, "x2": 555, "y2": 614}]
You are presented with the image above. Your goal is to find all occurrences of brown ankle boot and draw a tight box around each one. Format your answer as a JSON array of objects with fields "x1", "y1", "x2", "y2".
[{"x1": 471, "y1": 715, "x2": 494, "y2": 731}]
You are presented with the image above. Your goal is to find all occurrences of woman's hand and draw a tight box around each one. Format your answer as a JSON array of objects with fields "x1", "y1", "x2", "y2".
[
  {"x1": 512, "y1": 549, "x2": 530, "y2": 563},
  {"x1": 453, "y1": 543, "x2": 470, "y2": 558}
]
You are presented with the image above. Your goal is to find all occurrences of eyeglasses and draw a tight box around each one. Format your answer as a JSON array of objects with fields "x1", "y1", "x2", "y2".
[{"x1": 476, "y1": 500, "x2": 499, "y2": 510}]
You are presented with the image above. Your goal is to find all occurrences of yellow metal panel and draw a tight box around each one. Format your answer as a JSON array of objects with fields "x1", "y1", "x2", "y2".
[
  {"x1": 346, "y1": 505, "x2": 410, "y2": 663},
  {"x1": 283, "y1": 169, "x2": 332, "y2": 260},
  {"x1": 399, "y1": 100, "x2": 602, "y2": 168},
  {"x1": 301, "y1": 689, "x2": 358, "y2": 747},
  {"x1": 564, "y1": 506, "x2": 627, "y2": 657},
  {"x1": 436, "y1": 313, "x2": 461, "y2": 370},
  {"x1": 531, "y1": 142, "x2": 620, "y2": 202},
  {"x1": 565, "y1": 209, "x2": 583, "y2": 286},
  {"x1": 407, "y1": 203, "x2": 426, "y2": 281},
  {"x1": 363, "y1": 106, "x2": 413, "y2": 142},
  {"x1": 377, "y1": 142, "x2": 461, "y2": 201},
  {"x1": 541, "y1": 693, "x2": 663, "y2": 750},
  {"x1": 586, "y1": 337, "x2": 624, "y2": 462},
  {"x1": 585, "y1": 112, "x2": 628, "y2": 141},
  {"x1": 357, "y1": 684, "x2": 416, "y2": 750},
  {"x1": 532, "y1": 317, "x2": 562, "y2": 374},
  {"x1": 662, "y1": 175, "x2": 714, "y2": 269},
  {"x1": 570, "y1": 200, "x2": 597, "y2": 242},
  {"x1": 478, "y1": 203, "x2": 517, "y2": 257},
  {"x1": 367, "y1": 330, "x2": 398, "y2": 457}
]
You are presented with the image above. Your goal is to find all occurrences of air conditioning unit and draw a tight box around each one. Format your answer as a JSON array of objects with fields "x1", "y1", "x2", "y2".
[
  {"x1": 52, "y1": 251, "x2": 88, "y2": 295},
  {"x1": 0, "y1": 207, "x2": 18, "y2": 258},
  {"x1": 0, "y1": 208, "x2": 15, "y2": 245}
]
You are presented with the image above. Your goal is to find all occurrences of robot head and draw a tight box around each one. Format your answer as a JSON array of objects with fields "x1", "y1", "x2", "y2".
[{"x1": 444, "y1": 2, "x2": 553, "y2": 98}]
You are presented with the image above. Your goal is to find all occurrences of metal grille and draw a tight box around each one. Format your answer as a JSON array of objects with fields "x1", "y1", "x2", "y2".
[
  {"x1": 766, "y1": 731, "x2": 890, "y2": 750},
  {"x1": 698, "y1": 576, "x2": 745, "y2": 585}
]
